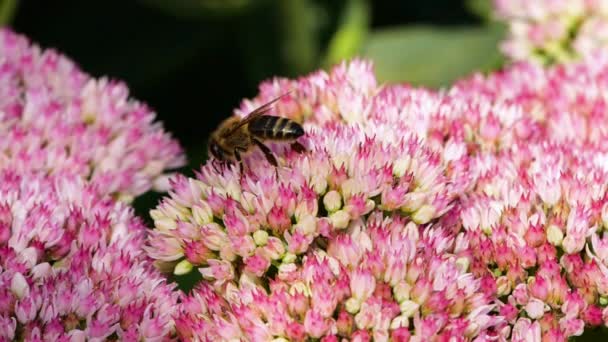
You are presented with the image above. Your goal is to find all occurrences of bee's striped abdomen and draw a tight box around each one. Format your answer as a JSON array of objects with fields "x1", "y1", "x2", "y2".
[{"x1": 248, "y1": 115, "x2": 304, "y2": 140}]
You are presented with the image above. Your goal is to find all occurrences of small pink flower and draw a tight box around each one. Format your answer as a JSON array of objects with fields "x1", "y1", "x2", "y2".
[
  {"x1": 199, "y1": 259, "x2": 235, "y2": 283},
  {"x1": 512, "y1": 318, "x2": 541, "y2": 342},
  {"x1": 525, "y1": 298, "x2": 547, "y2": 319},
  {"x1": 0, "y1": 30, "x2": 185, "y2": 200},
  {"x1": 243, "y1": 253, "x2": 271, "y2": 277},
  {"x1": 563, "y1": 207, "x2": 593, "y2": 254},
  {"x1": 561, "y1": 291, "x2": 585, "y2": 319},
  {"x1": 582, "y1": 304, "x2": 603, "y2": 326},
  {"x1": 349, "y1": 268, "x2": 376, "y2": 302},
  {"x1": 304, "y1": 310, "x2": 331, "y2": 338}
]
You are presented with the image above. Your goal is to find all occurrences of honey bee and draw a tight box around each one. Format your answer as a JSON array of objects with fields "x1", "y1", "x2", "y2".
[{"x1": 208, "y1": 92, "x2": 306, "y2": 173}]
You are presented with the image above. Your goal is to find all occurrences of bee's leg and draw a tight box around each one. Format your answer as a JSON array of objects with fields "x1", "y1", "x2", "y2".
[
  {"x1": 291, "y1": 141, "x2": 306, "y2": 153},
  {"x1": 253, "y1": 139, "x2": 280, "y2": 180},
  {"x1": 212, "y1": 159, "x2": 221, "y2": 173},
  {"x1": 234, "y1": 149, "x2": 244, "y2": 174},
  {"x1": 253, "y1": 139, "x2": 278, "y2": 167}
]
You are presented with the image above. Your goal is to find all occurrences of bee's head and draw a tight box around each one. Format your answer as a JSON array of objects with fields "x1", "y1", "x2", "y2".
[{"x1": 208, "y1": 138, "x2": 225, "y2": 161}]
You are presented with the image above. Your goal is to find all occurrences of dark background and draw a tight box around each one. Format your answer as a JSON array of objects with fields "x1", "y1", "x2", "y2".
[{"x1": 11, "y1": 0, "x2": 479, "y2": 172}]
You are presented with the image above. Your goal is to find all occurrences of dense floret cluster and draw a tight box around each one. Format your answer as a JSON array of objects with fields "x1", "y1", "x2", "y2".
[
  {"x1": 494, "y1": 0, "x2": 608, "y2": 64},
  {"x1": 0, "y1": 170, "x2": 178, "y2": 341},
  {"x1": 0, "y1": 29, "x2": 185, "y2": 201},
  {"x1": 6, "y1": 22, "x2": 608, "y2": 341},
  {"x1": 148, "y1": 57, "x2": 608, "y2": 341}
]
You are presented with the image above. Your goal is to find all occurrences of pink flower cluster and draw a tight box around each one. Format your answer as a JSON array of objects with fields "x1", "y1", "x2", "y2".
[
  {"x1": 0, "y1": 29, "x2": 185, "y2": 201},
  {"x1": 176, "y1": 216, "x2": 503, "y2": 341},
  {"x1": 0, "y1": 29, "x2": 185, "y2": 341},
  {"x1": 494, "y1": 0, "x2": 608, "y2": 64},
  {"x1": 148, "y1": 57, "x2": 608, "y2": 341},
  {"x1": 0, "y1": 170, "x2": 179, "y2": 341},
  {"x1": 8, "y1": 23, "x2": 608, "y2": 341}
]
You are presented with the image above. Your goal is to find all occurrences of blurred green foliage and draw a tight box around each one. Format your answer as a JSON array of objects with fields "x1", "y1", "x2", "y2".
[
  {"x1": 323, "y1": 0, "x2": 369, "y2": 67},
  {"x1": 361, "y1": 24, "x2": 504, "y2": 87},
  {"x1": 465, "y1": 0, "x2": 494, "y2": 22},
  {"x1": 0, "y1": 0, "x2": 17, "y2": 25}
]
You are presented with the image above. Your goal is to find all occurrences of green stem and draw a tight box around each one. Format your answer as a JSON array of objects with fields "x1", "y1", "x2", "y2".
[
  {"x1": 278, "y1": 0, "x2": 320, "y2": 75},
  {"x1": 322, "y1": 0, "x2": 369, "y2": 68},
  {"x1": 0, "y1": 0, "x2": 18, "y2": 26}
]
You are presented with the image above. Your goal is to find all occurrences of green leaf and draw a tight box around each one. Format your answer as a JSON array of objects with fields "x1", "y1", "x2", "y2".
[
  {"x1": 360, "y1": 24, "x2": 506, "y2": 87},
  {"x1": 0, "y1": 0, "x2": 18, "y2": 26},
  {"x1": 278, "y1": 0, "x2": 323, "y2": 75},
  {"x1": 466, "y1": 0, "x2": 494, "y2": 21},
  {"x1": 576, "y1": 327, "x2": 608, "y2": 341},
  {"x1": 323, "y1": 0, "x2": 369, "y2": 67}
]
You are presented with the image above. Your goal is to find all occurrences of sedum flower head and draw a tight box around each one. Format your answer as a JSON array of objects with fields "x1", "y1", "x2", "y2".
[
  {"x1": 148, "y1": 122, "x2": 457, "y2": 279},
  {"x1": 451, "y1": 52, "x2": 608, "y2": 149},
  {"x1": 148, "y1": 60, "x2": 508, "y2": 340},
  {"x1": 174, "y1": 213, "x2": 504, "y2": 341},
  {"x1": 0, "y1": 169, "x2": 178, "y2": 341},
  {"x1": 149, "y1": 56, "x2": 608, "y2": 339},
  {"x1": 0, "y1": 29, "x2": 185, "y2": 201},
  {"x1": 494, "y1": 0, "x2": 608, "y2": 64}
]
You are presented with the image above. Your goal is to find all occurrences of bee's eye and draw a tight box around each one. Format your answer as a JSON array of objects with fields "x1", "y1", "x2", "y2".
[{"x1": 209, "y1": 143, "x2": 222, "y2": 159}]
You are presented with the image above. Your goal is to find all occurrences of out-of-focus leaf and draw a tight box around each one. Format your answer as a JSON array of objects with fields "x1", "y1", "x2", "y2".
[
  {"x1": 361, "y1": 24, "x2": 505, "y2": 87},
  {"x1": 170, "y1": 267, "x2": 203, "y2": 293},
  {"x1": 323, "y1": 0, "x2": 369, "y2": 67},
  {"x1": 466, "y1": 0, "x2": 494, "y2": 21},
  {"x1": 0, "y1": 0, "x2": 18, "y2": 26},
  {"x1": 278, "y1": 0, "x2": 324, "y2": 75},
  {"x1": 138, "y1": 0, "x2": 262, "y2": 18},
  {"x1": 577, "y1": 327, "x2": 608, "y2": 341}
]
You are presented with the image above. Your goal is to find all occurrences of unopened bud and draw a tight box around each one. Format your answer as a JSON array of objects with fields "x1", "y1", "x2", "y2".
[
  {"x1": 411, "y1": 205, "x2": 435, "y2": 225},
  {"x1": 174, "y1": 259, "x2": 193, "y2": 275},
  {"x1": 323, "y1": 190, "x2": 342, "y2": 212}
]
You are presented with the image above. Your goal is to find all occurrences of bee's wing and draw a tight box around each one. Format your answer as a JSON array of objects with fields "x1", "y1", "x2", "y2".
[{"x1": 226, "y1": 91, "x2": 293, "y2": 135}]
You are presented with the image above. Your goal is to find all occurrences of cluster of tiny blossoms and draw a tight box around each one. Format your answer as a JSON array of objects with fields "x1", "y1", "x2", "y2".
[
  {"x1": 451, "y1": 51, "x2": 608, "y2": 149},
  {"x1": 148, "y1": 123, "x2": 455, "y2": 282},
  {"x1": 175, "y1": 214, "x2": 504, "y2": 341},
  {"x1": 0, "y1": 170, "x2": 179, "y2": 341},
  {"x1": 148, "y1": 57, "x2": 608, "y2": 341},
  {"x1": 0, "y1": 29, "x2": 185, "y2": 201},
  {"x1": 494, "y1": 0, "x2": 608, "y2": 64}
]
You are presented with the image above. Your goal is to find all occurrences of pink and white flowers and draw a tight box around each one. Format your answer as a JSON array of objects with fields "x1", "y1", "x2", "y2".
[
  {"x1": 144, "y1": 57, "x2": 608, "y2": 340},
  {"x1": 494, "y1": 0, "x2": 608, "y2": 64},
  {"x1": 0, "y1": 29, "x2": 185, "y2": 201},
  {"x1": 0, "y1": 170, "x2": 178, "y2": 341},
  {"x1": 7, "y1": 22, "x2": 608, "y2": 340},
  {"x1": 174, "y1": 214, "x2": 504, "y2": 341}
]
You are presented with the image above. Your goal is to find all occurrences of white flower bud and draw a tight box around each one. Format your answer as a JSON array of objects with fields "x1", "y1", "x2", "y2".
[
  {"x1": 455, "y1": 256, "x2": 470, "y2": 273},
  {"x1": 393, "y1": 281, "x2": 411, "y2": 303},
  {"x1": 345, "y1": 297, "x2": 361, "y2": 314},
  {"x1": 390, "y1": 314, "x2": 410, "y2": 330},
  {"x1": 154, "y1": 217, "x2": 177, "y2": 231},
  {"x1": 192, "y1": 202, "x2": 213, "y2": 225},
  {"x1": 547, "y1": 224, "x2": 563, "y2": 246},
  {"x1": 323, "y1": 190, "x2": 342, "y2": 212},
  {"x1": 174, "y1": 259, "x2": 193, "y2": 275},
  {"x1": 393, "y1": 158, "x2": 411, "y2": 177},
  {"x1": 11, "y1": 272, "x2": 29, "y2": 299},
  {"x1": 399, "y1": 300, "x2": 420, "y2": 317},
  {"x1": 330, "y1": 210, "x2": 350, "y2": 229},
  {"x1": 294, "y1": 215, "x2": 317, "y2": 235},
  {"x1": 253, "y1": 230, "x2": 269, "y2": 246},
  {"x1": 283, "y1": 252, "x2": 297, "y2": 263},
  {"x1": 411, "y1": 205, "x2": 436, "y2": 224}
]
